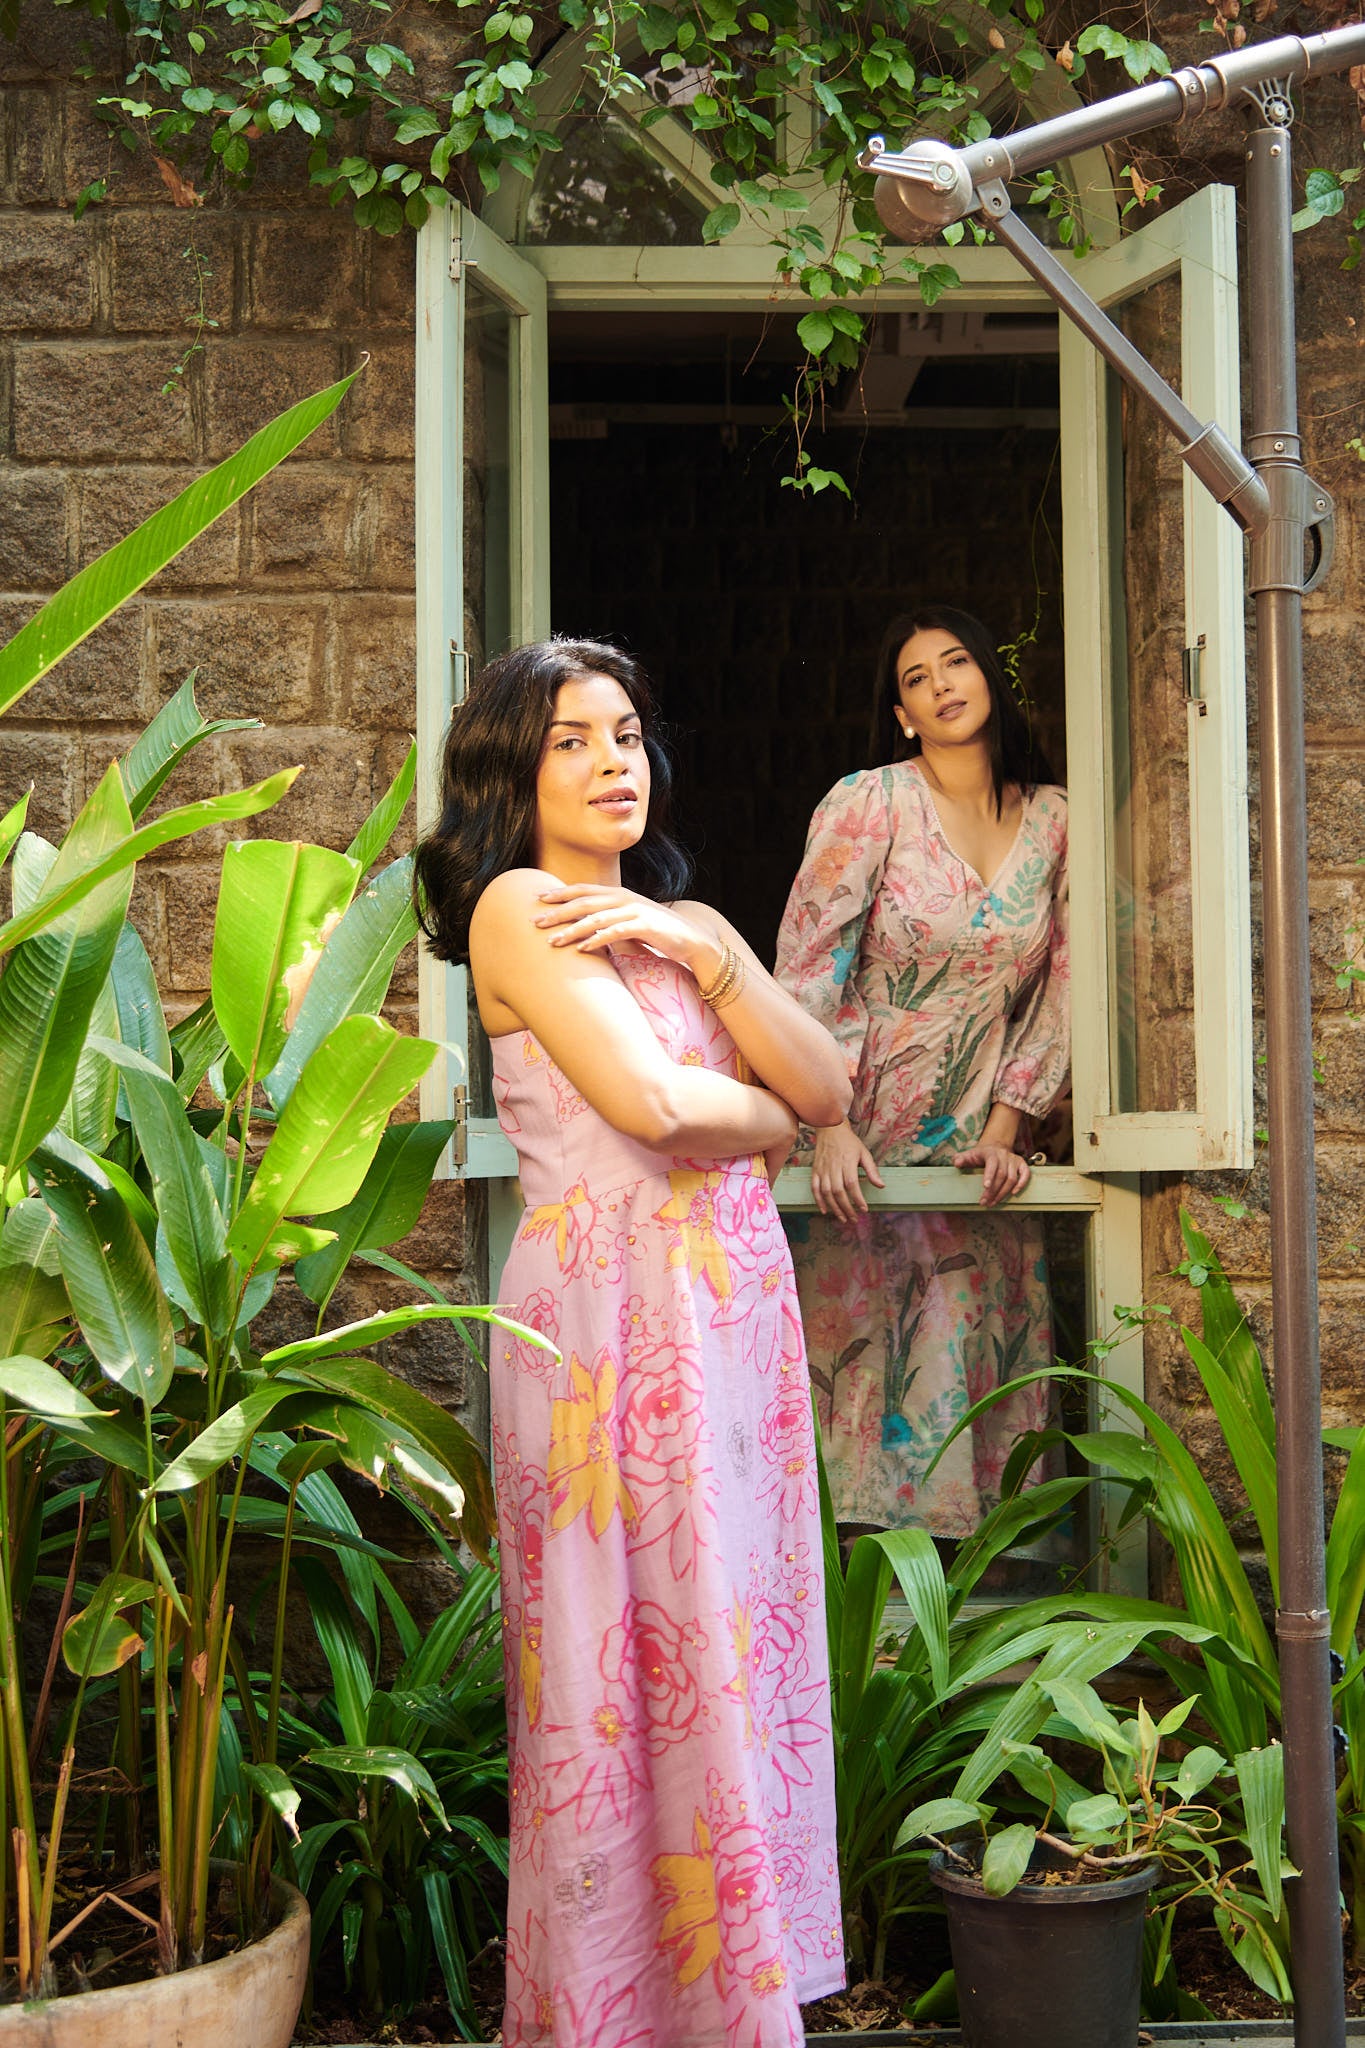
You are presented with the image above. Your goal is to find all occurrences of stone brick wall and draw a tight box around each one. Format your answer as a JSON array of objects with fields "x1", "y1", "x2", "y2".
[{"x1": 0, "y1": 7, "x2": 472, "y2": 1408}]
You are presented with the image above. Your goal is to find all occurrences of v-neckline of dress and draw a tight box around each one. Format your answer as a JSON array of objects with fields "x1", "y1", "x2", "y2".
[{"x1": 906, "y1": 760, "x2": 1032, "y2": 892}]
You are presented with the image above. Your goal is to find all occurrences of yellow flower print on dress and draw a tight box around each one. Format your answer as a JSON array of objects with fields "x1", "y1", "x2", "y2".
[
  {"x1": 520, "y1": 1618, "x2": 543, "y2": 1729},
  {"x1": 724, "y1": 1599, "x2": 754, "y2": 1747},
  {"x1": 655, "y1": 1170, "x2": 733, "y2": 1304},
  {"x1": 521, "y1": 1177, "x2": 592, "y2": 1270},
  {"x1": 651, "y1": 1810, "x2": 721, "y2": 1992},
  {"x1": 546, "y1": 1348, "x2": 639, "y2": 1539}
]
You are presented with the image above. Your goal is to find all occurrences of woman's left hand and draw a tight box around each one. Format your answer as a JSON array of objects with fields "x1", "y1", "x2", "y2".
[
  {"x1": 951, "y1": 1141, "x2": 1031, "y2": 1207},
  {"x1": 533, "y1": 884, "x2": 715, "y2": 977}
]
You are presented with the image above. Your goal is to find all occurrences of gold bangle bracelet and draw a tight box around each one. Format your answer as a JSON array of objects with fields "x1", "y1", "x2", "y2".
[
  {"x1": 698, "y1": 943, "x2": 738, "y2": 1006},
  {"x1": 709, "y1": 954, "x2": 747, "y2": 1011}
]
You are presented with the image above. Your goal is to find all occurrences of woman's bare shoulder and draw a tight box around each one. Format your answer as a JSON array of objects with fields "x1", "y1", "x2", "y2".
[{"x1": 470, "y1": 866, "x2": 563, "y2": 936}]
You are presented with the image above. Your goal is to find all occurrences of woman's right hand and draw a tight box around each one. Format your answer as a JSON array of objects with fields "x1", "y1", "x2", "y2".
[{"x1": 811, "y1": 1119, "x2": 886, "y2": 1221}]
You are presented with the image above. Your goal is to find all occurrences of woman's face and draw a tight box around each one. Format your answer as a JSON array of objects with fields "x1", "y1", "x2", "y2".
[
  {"x1": 894, "y1": 627, "x2": 993, "y2": 748},
  {"x1": 533, "y1": 672, "x2": 651, "y2": 875}
]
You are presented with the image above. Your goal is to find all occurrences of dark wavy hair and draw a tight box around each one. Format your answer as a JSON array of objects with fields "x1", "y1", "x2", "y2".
[
  {"x1": 868, "y1": 604, "x2": 1055, "y2": 816},
  {"x1": 413, "y1": 637, "x2": 693, "y2": 964}
]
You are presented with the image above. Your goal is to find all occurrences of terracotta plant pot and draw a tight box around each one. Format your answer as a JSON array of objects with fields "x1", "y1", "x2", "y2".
[
  {"x1": 0, "y1": 1875, "x2": 309, "y2": 2048},
  {"x1": 930, "y1": 1840, "x2": 1161, "y2": 2048}
]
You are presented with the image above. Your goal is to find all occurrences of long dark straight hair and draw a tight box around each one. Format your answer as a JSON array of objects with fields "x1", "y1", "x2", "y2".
[
  {"x1": 413, "y1": 637, "x2": 693, "y2": 965},
  {"x1": 868, "y1": 604, "x2": 1055, "y2": 816}
]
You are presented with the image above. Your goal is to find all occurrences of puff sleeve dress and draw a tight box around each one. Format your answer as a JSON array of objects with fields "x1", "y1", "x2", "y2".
[{"x1": 774, "y1": 760, "x2": 1069, "y2": 1535}]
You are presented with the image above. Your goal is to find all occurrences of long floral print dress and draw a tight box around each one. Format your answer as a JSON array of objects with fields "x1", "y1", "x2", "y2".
[
  {"x1": 774, "y1": 761, "x2": 1069, "y2": 1536},
  {"x1": 489, "y1": 947, "x2": 843, "y2": 2048}
]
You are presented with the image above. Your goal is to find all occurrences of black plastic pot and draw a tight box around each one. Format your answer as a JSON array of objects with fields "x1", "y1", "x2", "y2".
[{"x1": 929, "y1": 1840, "x2": 1161, "y2": 2048}]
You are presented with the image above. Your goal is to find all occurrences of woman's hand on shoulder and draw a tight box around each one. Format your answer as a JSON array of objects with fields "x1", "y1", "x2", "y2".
[
  {"x1": 532, "y1": 882, "x2": 722, "y2": 984},
  {"x1": 811, "y1": 1120, "x2": 885, "y2": 1222},
  {"x1": 951, "y1": 1140, "x2": 1030, "y2": 1206}
]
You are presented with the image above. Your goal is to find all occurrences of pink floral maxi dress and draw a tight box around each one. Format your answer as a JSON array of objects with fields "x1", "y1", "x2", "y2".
[
  {"x1": 489, "y1": 948, "x2": 844, "y2": 2048},
  {"x1": 775, "y1": 762, "x2": 1070, "y2": 1536}
]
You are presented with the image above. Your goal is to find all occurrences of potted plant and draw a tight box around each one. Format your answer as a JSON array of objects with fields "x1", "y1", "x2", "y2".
[
  {"x1": 897, "y1": 1679, "x2": 1291, "y2": 2048},
  {"x1": 0, "y1": 384, "x2": 528, "y2": 2043}
]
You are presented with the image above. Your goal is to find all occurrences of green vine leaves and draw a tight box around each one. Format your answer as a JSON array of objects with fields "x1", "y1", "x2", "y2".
[{"x1": 65, "y1": 0, "x2": 1173, "y2": 480}]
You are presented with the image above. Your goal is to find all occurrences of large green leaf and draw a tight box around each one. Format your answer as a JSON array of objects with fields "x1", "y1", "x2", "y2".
[
  {"x1": 261, "y1": 1300, "x2": 546, "y2": 1370},
  {"x1": 152, "y1": 1382, "x2": 306, "y2": 1493},
  {"x1": 0, "y1": 372, "x2": 359, "y2": 719},
  {"x1": 981, "y1": 1822, "x2": 1037, "y2": 1896},
  {"x1": 33, "y1": 1131, "x2": 176, "y2": 1409},
  {"x1": 0, "y1": 1352, "x2": 112, "y2": 1421},
  {"x1": 0, "y1": 771, "x2": 133, "y2": 1179},
  {"x1": 346, "y1": 741, "x2": 416, "y2": 874},
  {"x1": 262, "y1": 854, "x2": 418, "y2": 1110},
  {"x1": 1182, "y1": 1323, "x2": 1279, "y2": 1601},
  {"x1": 110, "y1": 920, "x2": 173, "y2": 1079},
  {"x1": 211, "y1": 840, "x2": 361, "y2": 1082},
  {"x1": 91, "y1": 1037, "x2": 235, "y2": 1338},
  {"x1": 0, "y1": 788, "x2": 29, "y2": 869},
  {"x1": 1234, "y1": 1743, "x2": 1289, "y2": 1921},
  {"x1": 281, "y1": 1352, "x2": 495, "y2": 1555},
  {"x1": 57, "y1": 954, "x2": 121, "y2": 1157},
  {"x1": 0, "y1": 1202, "x2": 69, "y2": 1355},
  {"x1": 0, "y1": 769, "x2": 300, "y2": 957},
  {"x1": 303, "y1": 1744, "x2": 448, "y2": 1827},
  {"x1": 169, "y1": 997, "x2": 228, "y2": 1103},
  {"x1": 120, "y1": 673, "x2": 258, "y2": 820},
  {"x1": 293, "y1": 1554, "x2": 376, "y2": 1747},
  {"x1": 63, "y1": 1571, "x2": 155, "y2": 1677},
  {"x1": 294, "y1": 1119, "x2": 454, "y2": 1311},
  {"x1": 227, "y1": 1016, "x2": 434, "y2": 1274}
]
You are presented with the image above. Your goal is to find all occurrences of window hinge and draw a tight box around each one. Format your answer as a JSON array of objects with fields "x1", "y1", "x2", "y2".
[
  {"x1": 1182, "y1": 633, "x2": 1208, "y2": 715},
  {"x1": 452, "y1": 642, "x2": 470, "y2": 703},
  {"x1": 452, "y1": 1084, "x2": 468, "y2": 1169}
]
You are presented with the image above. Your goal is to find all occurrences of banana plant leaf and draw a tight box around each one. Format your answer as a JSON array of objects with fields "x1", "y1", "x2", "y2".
[
  {"x1": 168, "y1": 997, "x2": 228, "y2": 1103},
  {"x1": 262, "y1": 854, "x2": 419, "y2": 1111},
  {"x1": 57, "y1": 960, "x2": 121, "y2": 1158},
  {"x1": 294, "y1": 1119, "x2": 455, "y2": 1312},
  {"x1": 32, "y1": 1131, "x2": 175, "y2": 1411},
  {"x1": 0, "y1": 767, "x2": 300, "y2": 956},
  {"x1": 120, "y1": 674, "x2": 258, "y2": 820},
  {"x1": 92, "y1": 1037, "x2": 235, "y2": 1338},
  {"x1": 110, "y1": 920, "x2": 173, "y2": 1080},
  {"x1": 0, "y1": 371, "x2": 359, "y2": 718},
  {"x1": 0, "y1": 1351, "x2": 148, "y2": 1472},
  {"x1": 152, "y1": 1382, "x2": 314, "y2": 1494},
  {"x1": 211, "y1": 839, "x2": 361, "y2": 1083},
  {"x1": 0, "y1": 1201, "x2": 68, "y2": 1353},
  {"x1": 346, "y1": 741, "x2": 416, "y2": 874},
  {"x1": 0, "y1": 788, "x2": 29, "y2": 867},
  {"x1": 62, "y1": 1570, "x2": 156, "y2": 1677},
  {"x1": 227, "y1": 1015, "x2": 435, "y2": 1274},
  {"x1": 279, "y1": 1353, "x2": 496, "y2": 1556},
  {"x1": 0, "y1": 772, "x2": 135, "y2": 1178}
]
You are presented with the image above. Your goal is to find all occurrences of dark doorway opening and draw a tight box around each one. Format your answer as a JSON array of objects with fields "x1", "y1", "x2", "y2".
[{"x1": 548, "y1": 309, "x2": 1066, "y2": 962}]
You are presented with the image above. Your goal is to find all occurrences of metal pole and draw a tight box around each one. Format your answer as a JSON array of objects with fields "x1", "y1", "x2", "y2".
[{"x1": 1243, "y1": 84, "x2": 1346, "y2": 2048}]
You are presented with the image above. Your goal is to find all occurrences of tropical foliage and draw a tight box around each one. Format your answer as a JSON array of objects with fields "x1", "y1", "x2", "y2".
[
  {"x1": 0, "y1": 376, "x2": 524, "y2": 2006},
  {"x1": 817, "y1": 1426, "x2": 1224, "y2": 1988}
]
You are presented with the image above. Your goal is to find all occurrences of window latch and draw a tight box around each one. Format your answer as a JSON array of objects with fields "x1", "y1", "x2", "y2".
[
  {"x1": 1182, "y1": 633, "x2": 1208, "y2": 715},
  {"x1": 452, "y1": 1084, "x2": 468, "y2": 1170}
]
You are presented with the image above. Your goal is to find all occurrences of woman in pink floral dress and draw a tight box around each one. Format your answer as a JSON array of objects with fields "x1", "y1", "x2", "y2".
[
  {"x1": 775, "y1": 605, "x2": 1069, "y2": 1539},
  {"x1": 414, "y1": 639, "x2": 849, "y2": 2048}
]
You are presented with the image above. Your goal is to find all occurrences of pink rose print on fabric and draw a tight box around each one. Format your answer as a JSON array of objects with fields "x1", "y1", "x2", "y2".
[
  {"x1": 508, "y1": 1286, "x2": 561, "y2": 1378},
  {"x1": 553, "y1": 1977, "x2": 653, "y2": 2048},
  {"x1": 755, "y1": 1383, "x2": 818, "y2": 1522},
  {"x1": 503, "y1": 1908, "x2": 553, "y2": 2045},
  {"x1": 546, "y1": 1056, "x2": 589, "y2": 1124},
  {"x1": 600, "y1": 1597, "x2": 711, "y2": 1754},
  {"x1": 509, "y1": 1750, "x2": 555, "y2": 1875}
]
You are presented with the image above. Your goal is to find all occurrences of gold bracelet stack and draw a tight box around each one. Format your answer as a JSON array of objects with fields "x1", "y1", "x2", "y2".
[{"x1": 698, "y1": 942, "x2": 747, "y2": 1011}]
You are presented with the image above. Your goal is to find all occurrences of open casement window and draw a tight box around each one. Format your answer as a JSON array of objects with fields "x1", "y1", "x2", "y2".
[
  {"x1": 1059, "y1": 183, "x2": 1252, "y2": 1173},
  {"x1": 415, "y1": 204, "x2": 548, "y2": 1175}
]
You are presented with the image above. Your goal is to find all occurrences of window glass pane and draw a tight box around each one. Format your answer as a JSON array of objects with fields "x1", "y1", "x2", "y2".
[
  {"x1": 524, "y1": 108, "x2": 707, "y2": 245},
  {"x1": 1105, "y1": 323, "x2": 1197, "y2": 1115},
  {"x1": 463, "y1": 280, "x2": 514, "y2": 670}
]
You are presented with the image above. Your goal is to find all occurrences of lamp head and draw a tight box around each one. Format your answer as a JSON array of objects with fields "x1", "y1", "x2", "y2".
[{"x1": 861, "y1": 134, "x2": 976, "y2": 244}]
